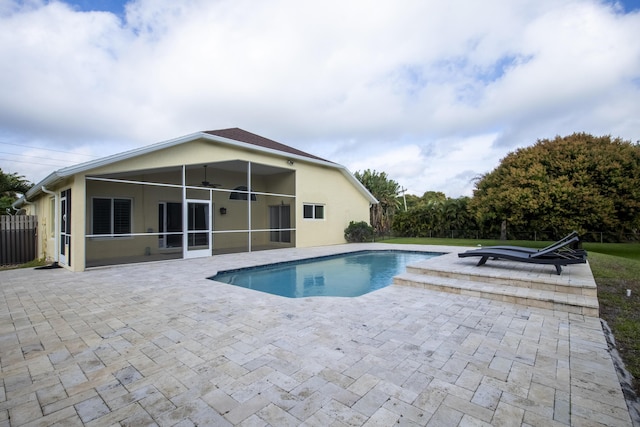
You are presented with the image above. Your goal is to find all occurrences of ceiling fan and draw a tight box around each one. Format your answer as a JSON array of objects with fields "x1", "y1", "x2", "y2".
[{"x1": 201, "y1": 165, "x2": 221, "y2": 188}]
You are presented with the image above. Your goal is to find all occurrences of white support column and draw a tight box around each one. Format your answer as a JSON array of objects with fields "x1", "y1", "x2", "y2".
[
  {"x1": 247, "y1": 161, "x2": 252, "y2": 252},
  {"x1": 182, "y1": 165, "x2": 188, "y2": 257}
]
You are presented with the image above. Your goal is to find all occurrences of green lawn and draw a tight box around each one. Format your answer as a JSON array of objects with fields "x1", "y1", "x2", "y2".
[
  {"x1": 382, "y1": 236, "x2": 640, "y2": 260},
  {"x1": 382, "y1": 237, "x2": 640, "y2": 395},
  {"x1": 0, "y1": 258, "x2": 48, "y2": 271}
]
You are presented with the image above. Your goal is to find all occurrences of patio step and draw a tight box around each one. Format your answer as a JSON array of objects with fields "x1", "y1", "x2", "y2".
[
  {"x1": 405, "y1": 264, "x2": 597, "y2": 297},
  {"x1": 393, "y1": 271, "x2": 599, "y2": 317}
]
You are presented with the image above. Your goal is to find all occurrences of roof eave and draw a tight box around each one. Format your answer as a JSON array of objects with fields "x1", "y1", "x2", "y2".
[
  {"x1": 339, "y1": 168, "x2": 379, "y2": 205},
  {"x1": 13, "y1": 170, "x2": 65, "y2": 208},
  {"x1": 63, "y1": 132, "x2": 203, "y2": 176},
  {"x1": 14, "y1": 132, "x2": 204, "y2": 205},
  {"x1": 15, "y1": 131, "x2": 378, "y2": 206}
]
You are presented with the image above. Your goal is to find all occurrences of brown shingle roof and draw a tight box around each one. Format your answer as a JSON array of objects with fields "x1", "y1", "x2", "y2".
[{"x1": 204, "y1": 128, "x2": 329, "y2": 163}]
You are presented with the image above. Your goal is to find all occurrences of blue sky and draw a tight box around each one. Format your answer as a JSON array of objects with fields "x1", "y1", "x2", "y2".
[
  {"x1": 618, "y1": 0, "x2": 640, "y2": 11},
  {"x1": 61, "y1": 0, "x2": 640, "y2": 18},
  {"x1": 60, "y1": 0, "x2": 127, "y2": 15},
  {"x1": 1, "y1": 0, "x2": 639, "y2": 197}
]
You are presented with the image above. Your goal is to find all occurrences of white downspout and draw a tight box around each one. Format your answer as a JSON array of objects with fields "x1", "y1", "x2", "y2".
[
  {"x1": 12, "y1": 199, "x2": 32, "y2": 213},
  {"x1": 11, "y1": 197, "x2": 33, "y2": 213},
  {"x1": 41, "y1": 186, "x2": 59, "y2": 264}
]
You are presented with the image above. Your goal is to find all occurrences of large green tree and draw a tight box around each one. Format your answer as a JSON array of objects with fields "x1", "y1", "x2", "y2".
[
  {"x1": 354, "y1": 169, "x2": 400, "y2": 234},
  {"x1": 468, "y1": 133, "x2": 640, "y2": 240},
  {"x1": 1, "y1": 169, "x2": 32, "y2": 213}
]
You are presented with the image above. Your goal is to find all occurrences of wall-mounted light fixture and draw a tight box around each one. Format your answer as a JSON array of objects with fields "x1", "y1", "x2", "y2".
[
  {"x1": 287, "y1": 159, "x2": 294, "y2": 166},
  {"x1": 219, "y1": 207, "x2": 227, "y2": 215}
]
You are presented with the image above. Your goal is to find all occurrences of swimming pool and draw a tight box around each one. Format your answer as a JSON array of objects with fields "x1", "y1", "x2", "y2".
[{"x1": 209, "y1": 250, "x2": 441, "y2": 298}]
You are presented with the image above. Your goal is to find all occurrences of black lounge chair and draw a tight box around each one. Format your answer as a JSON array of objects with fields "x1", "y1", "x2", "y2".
[
  {"x1": 478, "y1": 231, "x2": 579, "y2": 253},
  {"x1": 458, "y1": 234, "x2": 587, "y2": 275}
]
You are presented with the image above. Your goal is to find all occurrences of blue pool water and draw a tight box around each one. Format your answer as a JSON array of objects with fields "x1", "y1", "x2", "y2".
[{"x1": 209, "y1": 250, "x2": 441, "y2": 298}]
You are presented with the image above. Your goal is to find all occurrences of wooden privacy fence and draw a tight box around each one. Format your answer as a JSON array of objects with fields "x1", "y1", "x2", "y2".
[{"x1": 1, "y1": 215, "x2": 37, "y2": 266}]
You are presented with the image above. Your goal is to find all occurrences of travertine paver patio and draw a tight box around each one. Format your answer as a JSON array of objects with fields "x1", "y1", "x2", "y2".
[{"x1": 0, "y1": 243, "x2": 634, "y2": 426}]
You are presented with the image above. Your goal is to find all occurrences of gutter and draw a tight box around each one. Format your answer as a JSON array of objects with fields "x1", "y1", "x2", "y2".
[
  {"x1": 11, "y1": 196, "x2": 25, "y2": 210},
  {"x1": 15, "y1": 199, "x2": 31, "y2": 213}
]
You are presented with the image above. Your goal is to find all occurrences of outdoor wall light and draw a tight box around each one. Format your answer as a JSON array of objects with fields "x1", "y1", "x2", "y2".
[
  {"x1": 219, "y1": 207, "x2": 227, "y2": 215},
  {"x1": 287, "y1": 159, "x2": 294, "y2": 166}
]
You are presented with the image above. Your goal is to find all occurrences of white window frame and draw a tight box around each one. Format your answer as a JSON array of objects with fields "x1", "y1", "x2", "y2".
[{"x1": 303, "y1": 203, "x2": 325, "y2": 220}]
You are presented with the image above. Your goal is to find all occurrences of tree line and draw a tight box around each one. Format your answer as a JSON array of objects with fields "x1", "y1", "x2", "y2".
[
  {"x1": 1, "y1": 169, "x2": 32, "y2": 213},
  {"x1": 356, "y1": 133, "x2": 640, "y2": 242},
  {"x1": 4, "y1": 133, "x2": 639, "y2": 242}
]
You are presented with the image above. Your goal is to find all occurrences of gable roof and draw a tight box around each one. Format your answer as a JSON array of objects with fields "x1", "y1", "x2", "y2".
[
  {"x1": 15, "y1": 128, "x2": 377, "y2": 206},
  {"x1": 205, "y1": 128, "x2": 330, "y2": 162}
]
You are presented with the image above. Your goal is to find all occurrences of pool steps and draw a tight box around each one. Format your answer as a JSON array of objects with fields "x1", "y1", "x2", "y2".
[{"x1": 393, "y1": 258, "x2": 599, "y2": 317}]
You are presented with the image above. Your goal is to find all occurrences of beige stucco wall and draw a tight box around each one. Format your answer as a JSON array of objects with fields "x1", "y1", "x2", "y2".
[
  {"x1": 70, "y1": 176, "x2": 86, "y2": 271},
  {"x1": 295, "y1": 164, "x2": 371, "y2": 247},
  {"x1": 87, "y1": 139, "x2": 292, "y2": 177},
  {"x1": 22, "y1": 176, "x2": 85, "y2": 270},
  {"x1": 26, "y1": 136, "x2": 373, "y2": 271},
  {"x1": 21, "y1": 189, "x2": 52, "y2": 263}
]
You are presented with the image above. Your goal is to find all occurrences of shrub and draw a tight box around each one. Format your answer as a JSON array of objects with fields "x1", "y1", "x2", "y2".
[{"x1": 344, "y1": 221, "x2": 374, "y2": 243}]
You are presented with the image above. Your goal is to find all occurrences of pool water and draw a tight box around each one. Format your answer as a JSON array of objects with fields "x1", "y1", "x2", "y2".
[{"x1": 209, "y1": 250, "x2": 441, "y2": 298}]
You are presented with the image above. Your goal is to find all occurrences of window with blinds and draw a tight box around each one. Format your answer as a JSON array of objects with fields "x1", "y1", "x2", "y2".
[{"x1": 92, "y1": 198, "x2": 132, "y2": 235}]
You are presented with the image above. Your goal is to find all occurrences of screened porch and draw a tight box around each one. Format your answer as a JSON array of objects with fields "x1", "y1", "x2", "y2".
[{"x1": 84, "y1": 160, "x2": 296, "y2": 268}]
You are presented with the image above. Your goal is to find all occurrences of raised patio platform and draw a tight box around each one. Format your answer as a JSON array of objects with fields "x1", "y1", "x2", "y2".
[{"x1": 394, "y1": 250, "x2": 599, "y2": 317}]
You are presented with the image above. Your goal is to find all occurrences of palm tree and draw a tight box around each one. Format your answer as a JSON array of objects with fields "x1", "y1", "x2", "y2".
[
  {"x1": 354, "y1": 170, "x2": 400, "y2": 234},
  {"x1": 1, "y1": 169, "x2": 32, "y2": 212}
]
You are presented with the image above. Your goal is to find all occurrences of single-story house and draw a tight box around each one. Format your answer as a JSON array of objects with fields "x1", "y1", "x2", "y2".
[{"x1": 13, "y1": 128, "x2": 378, "y2": 271}]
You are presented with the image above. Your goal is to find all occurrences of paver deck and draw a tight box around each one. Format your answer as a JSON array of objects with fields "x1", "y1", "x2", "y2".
[{"x1": 0, "y1": 243, "x2": 634, "y2": 426}]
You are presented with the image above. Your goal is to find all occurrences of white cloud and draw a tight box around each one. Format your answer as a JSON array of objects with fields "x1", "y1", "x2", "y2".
[
  {"x1": 346, "y1": 144, "x2": 426, "y2": 187},
  {"x1": 0, "y1": 0, "x2": 638, "y2": 196},
  {"x1": 340, "y1": 133, "x2": 505, "y2": 197}
]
